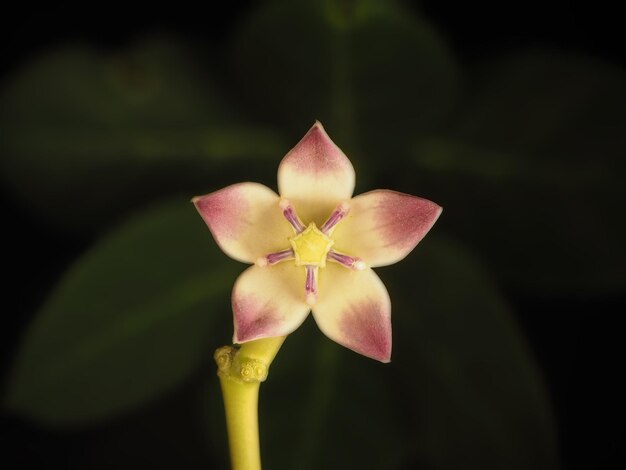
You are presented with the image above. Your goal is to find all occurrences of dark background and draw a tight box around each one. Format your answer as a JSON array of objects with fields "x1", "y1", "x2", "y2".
[{"x1": 1, "y1": 1, "x2": 623, "y2": 469}]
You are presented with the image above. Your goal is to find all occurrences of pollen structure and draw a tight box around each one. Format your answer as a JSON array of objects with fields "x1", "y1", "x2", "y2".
[{"x1": 256, "y1": 199, "x2": 365, "y2": 305}]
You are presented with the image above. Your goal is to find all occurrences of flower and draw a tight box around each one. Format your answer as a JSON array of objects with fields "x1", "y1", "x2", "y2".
[{"x1": 193, "y1": 122, "x2": 441, "y2": 362}]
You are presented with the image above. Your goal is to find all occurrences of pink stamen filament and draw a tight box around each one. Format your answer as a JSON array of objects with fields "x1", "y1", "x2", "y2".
[
  {"x1": 258, "y1": 248, "x2": 294, "y2": 267},
  {"x1": 279, "y1": 199, "x2": 305, "y2": 233},
  {"x1": 320, "y1": 202, "x2": 350, "y2": 234},
  {"x1": 305, "y1": 265, "x2": 318, "y2": 305},
  {"x1": 327, "y1": 250, "x2": 366, "y2": 270}
]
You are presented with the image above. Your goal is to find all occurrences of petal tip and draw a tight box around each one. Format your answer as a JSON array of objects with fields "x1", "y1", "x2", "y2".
[
  {"x1": 232, "y1": 267, "x2": 312, "y2": 344},
  {"x1": 316, "y1": 296, "x2": 392, "y2": 363},
  {"x1": 304, "y1": 121, "x2": 335, "y2": 149},
  {"x1": 279, "y1": 123, "x2": 353, "y2": 174},
  {"x1": 232, "y1": 293, "x2": 279, "y2": 343},
  {"x1": 433, "y1": 202, "x2": 443, "y2": 218},
  {"x1": 277, "y1": 123, "x2": 356, "y2": 206},
  {"x1": 369, "y1": 340, "x2": 392, "y2": 363},
  {"x1": 343, "y1": 190, "x2": 442, "y2": 267},
  {"x1": 193, "y1": 185, "x2": 248, "y2": 240},
  {"x1": 378, "y1": 353, "x2": 392, "y2": 364}
]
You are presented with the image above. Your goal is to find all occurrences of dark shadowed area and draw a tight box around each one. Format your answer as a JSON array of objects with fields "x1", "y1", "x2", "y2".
[{"x1": 1, "y1": 1, "x2": 623, "y2": 469}]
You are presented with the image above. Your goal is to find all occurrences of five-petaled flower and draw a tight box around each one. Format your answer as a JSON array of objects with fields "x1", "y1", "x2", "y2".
[{"x1": 193, "y1": 122, "x2": 441, "y2": 362}]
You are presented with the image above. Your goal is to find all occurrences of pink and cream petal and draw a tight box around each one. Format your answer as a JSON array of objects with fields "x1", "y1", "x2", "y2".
[
  {"x1": 232, "y1": 263, "x2": 311, "y2": 343},
  {"x1": 332, "y1": 189, "x2": 442, "y2": 268},
  {"x1": 193, "y1": 182, "x2": 294, "y2": 264},
  {"x1": 277, "y1": 122, "x2": 355, "y2": 225},
  {"x1": 312, "y1": 263, "x2": 392, "y2": 362}
]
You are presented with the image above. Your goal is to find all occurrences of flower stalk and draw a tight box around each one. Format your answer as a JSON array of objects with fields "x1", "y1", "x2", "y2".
[{"x1": 215, "y1": 336, "x2": 286, "y2": 470}]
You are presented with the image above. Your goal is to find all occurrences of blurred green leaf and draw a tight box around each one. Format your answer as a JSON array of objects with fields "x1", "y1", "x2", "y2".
[
  {"x1": 229, "y1": 0, "x2": 457, "y2": 161},
  {"x1": 203, "y1": 236, "x2": 557, "y2": 470},
  {"x1": 411, "y1": 50, "x2": 626, "y2": 294},
  {"x1": 0, "y1": 36, "x2": 287, "y2": 233},
  {"x1": 391, "y1": 236, "x2": 557, "y2": 469},
  {"x1": 4, "y1": 199, "x2": 238, "y2": 425}
]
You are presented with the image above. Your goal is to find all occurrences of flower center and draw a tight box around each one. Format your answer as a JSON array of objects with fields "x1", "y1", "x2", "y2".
[
  {"x1": 256, "y1": 199, "x2": 365, "y2": 305},
  {"x1": 289, "y1": 223, "x2": 334, "y2": 267}
]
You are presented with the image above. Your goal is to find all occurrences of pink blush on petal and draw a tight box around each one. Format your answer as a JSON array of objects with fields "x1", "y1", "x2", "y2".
[
  {"x1": 283, "y1": 124, "x2": 351, "y2": 174},
  {"x1": 233, "y1": 293, "x2": 281, "y2": 343},
  {"x1": 374, "y1": 191, "x2": 442, "y2": 251},
  {"x1": 339, "y1": 299, "x2": 392, "y2": 362},
  {"x1": 194, "y1": 186, "x2": 248, "y2": 241}
]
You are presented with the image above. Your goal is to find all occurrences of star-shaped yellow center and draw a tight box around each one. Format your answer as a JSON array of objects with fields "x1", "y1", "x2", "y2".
[{"x1": 289, "y1": 223, "x2": 334, "y2": 267}]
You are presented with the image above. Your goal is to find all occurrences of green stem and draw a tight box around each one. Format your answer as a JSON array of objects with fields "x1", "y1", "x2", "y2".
[{"x1": 214, "y1": 336, "x2": 286, "y2": 470}]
